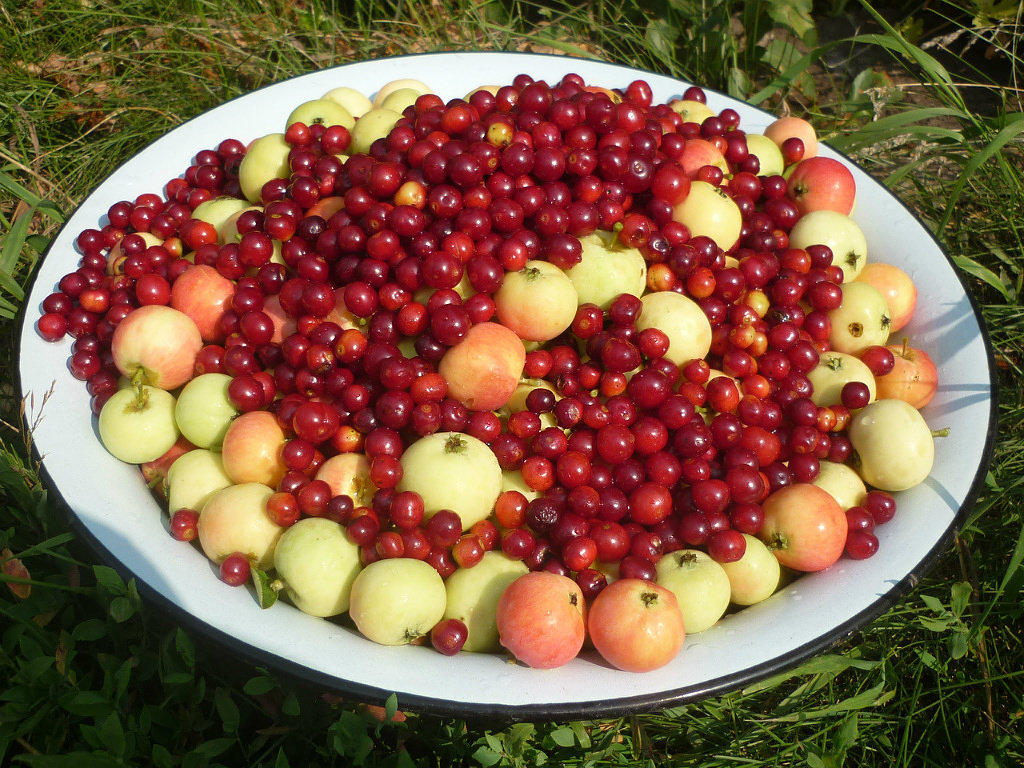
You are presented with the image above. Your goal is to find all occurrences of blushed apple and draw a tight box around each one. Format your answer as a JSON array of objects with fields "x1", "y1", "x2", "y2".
[
  {"x1": 874, "y1": 343, "x2": 938, "y2": 409},
  {"x1": 348, "y1": 558, "x2": 447, "y2": 645},
  {"x1": 496, "y1": 571, "x2": 586, "y2": 669},
  {"x1": 655, "y1": 549, "x2": 731, "y2": 634},
  {"x1": 763, "y1": 116, "x2": 819, "y2": 158},
  {"x1": 672, "y1": 180, "x2": 742, "y2": 251},
  {"x1": 111, "y1": 304, "x2": 203, "y2": 390},
  {"x1": 140, "y1": 434, "x2": 194, "y2": 499},
  {"x1": 220, "y1": 410, "x2": 288, "y2": 487},
  {"x1": 678, "y1": 138, "x2": 729, "y2": 179},
  {"x1": 98, "y1": 384, "x2": 180, "y2": 464},
  {"x1": 174, "y1": 372, "x2": 239, "y2": 449},
  {"x1": 759, "y1": 484, "x2": 848, "y2": 572},
  {"x1": 636, "y1": 291, "x2": 713, "y2": 366},
  {"x1": 273, "y1": 517, "x2": 362, "y2": 617},
  {"x1": 397, "y1": 432, "x2": 502, "y2": 531},
  {"x1": 197, "y1": 481, "x2": 282, "y2": 569},
  {"x1": 314, "y1": 452, "x2": 377, "y2": 508},
  {"x1": 166, "y1": 448, "x2": 233, "y2": 514},
  {"x1": 494, "y1": 260, "x2": 578, "y2": 341},
  {"x1": 438, "y1": 322, "x2": 526, "y2": 411},
  {"x1": 586, "y1": 578, "x2": 686, "y2": 673},
  {"x1": 566, "y1": 230, "x2": 647, "y2": 309},
  {"x1": 443, "y1": 551, "x2": 529, "y2": 652},
  {"x1": 169, "y1": 264, "x2": 236, "y2": 343},
  {"x1": 855, "y1": 262, "x2": 918, "y2": 332}
]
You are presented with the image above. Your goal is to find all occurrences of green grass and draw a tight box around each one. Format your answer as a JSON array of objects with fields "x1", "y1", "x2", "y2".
[{"x1": 2, "y1": 0, "x2": 1023, "y2": 766}]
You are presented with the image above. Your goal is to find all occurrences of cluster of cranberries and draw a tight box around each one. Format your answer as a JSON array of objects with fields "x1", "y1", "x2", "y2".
[{"x1": 38, "y1": 72, "x2": 898, "y2": 599}]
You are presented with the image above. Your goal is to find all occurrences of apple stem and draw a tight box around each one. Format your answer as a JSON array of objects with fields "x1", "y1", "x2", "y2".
[{"x1": 931, "y1": 427, "x2": 950, "y2": 438}]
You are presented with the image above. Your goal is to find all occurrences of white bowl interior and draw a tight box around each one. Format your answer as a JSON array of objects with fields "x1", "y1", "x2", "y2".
[{"x1": 18, "y1": 52, "x2": 995, "y2": 719}]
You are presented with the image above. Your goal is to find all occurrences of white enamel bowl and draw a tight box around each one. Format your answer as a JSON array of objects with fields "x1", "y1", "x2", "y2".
[{"x1": 18, "y1": 52, "x2": 996, "y2": 721}]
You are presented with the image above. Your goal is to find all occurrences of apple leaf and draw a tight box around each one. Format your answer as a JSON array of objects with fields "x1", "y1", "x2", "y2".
[{"x1": 252, "y1": 568, "x2": 280, "y2": 609}]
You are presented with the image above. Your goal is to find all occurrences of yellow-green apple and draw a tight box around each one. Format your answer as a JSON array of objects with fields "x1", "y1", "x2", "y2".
[
  {"x1": 238, "y1": 133, "x2": 291, "y2": 202},
  {"x1": 848, "y1": 398, "x2": 935, "y2": 492},
  {"x1": 718, "y1": 534, "x2": 781, "y2": 605},
  {"x1": 197, "y1": 482, "x2": 282, "y2": 569},
  {"x1": 672, "y1": 180, "x2": 742, "y2": 251},
  {"x1": 759, "y1": 484, "x2": 848, "y2": 572},
  {"x1": 371, "y1": 78, "x2": 431, "y2": 108},
  {"x1": 442, "y1": 551, "x2": 529, "y2": 652},
  {"x1": 586, "y1": 578, "x2": 685, "y2": 673},
  {"x1": 655, "y1": 549, "x2": 731, "y2": 633},
  {"x1": 668, "y1": 99, "x2": 715, "y2": 124},
  {"x1": 437, "y1": 322, "x2": 525, "y2": 411},
  {"x1": 220, "y1": 410, "x2": 288, "y2": 487},
  {"x1": 286, "y1": 98, "x2": 355, "y2": 131},
  {"x1": 169, "y1": 264, "x2": 236, "y2": 343},
  {"x1": 166, "y1": 448, "x2": 233, "y2": 514},
  {"x1": 98, "y1": 384, "x2": 180, "y2": 464},
  {"x1": 397, "y1": 432, "x2": 502, "y2": 531},
  {"x1": 785, "y1": 156, "x2": 856, "y2": 216},
  {"x1": 496, "y1": 571, "x2": 586, "y2": 669},
  {"x1": 636, "y1": 291, "x2": 713, "y2": 366},
  {"x1": 789, "y1": 210, "x2": 868, "y2": 282},
  {"x1": 173, "y1": 372, "x2": 239, "y2": 449},
  {"x1": 874, "y1": 343, "x2": 938, "y2": 409},
  {"x1": 348, "y1": 108, "x2": 403, "y2": 156},
  {"x1": 378, "y1": 87, "x2": 423, "y2": 113},
  {"x1": 807, "y1": 351, "x2": 877, "y2": 407},
  {"x1": 273, "y1": 517, "x2": 362, "y2": 617},
  {"x1": 105, "y1": 232, "x2": 162, "y2": 276},
  {"x1": 111, "y1": 304, "x2": 203, "y2": 390},
  {"x1": 855, "y1": 262, "x2": 918, "y2": 332},
  {"x1": 322, "y1": 86, "x2": 372, "y2": 117},
  {"x1": 190, "y1": 197, "x2": 253, "y2": 240},
  {"x1": 494, "y1": 260, "x2": 578, "y2": 342},
  {"x1": 811, "y1": 460, "x2": 867, "y2": 511},
  {"x1": 828, "y1": 282, "x2": 891, "y2": 356},
  {"x1": 347, "y1": 558, "x2": 447, "y2": 645},
  {"x1": 744, "y1": 133, "x2": 786, "y2": 176},
  {"x1": 565, "y1": 230, "x2": 647, "y2": 309},
  {"x1": 314, "y1": 453, "x2": 376, "y2": 507}
]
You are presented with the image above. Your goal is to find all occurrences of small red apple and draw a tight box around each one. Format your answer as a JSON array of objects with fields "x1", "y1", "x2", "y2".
[
  {"x1": 438, "y1": 321, "x2": 526, "y2": 411},
  {"x1": 220, "y1": 410, "x2": 288, "y2": 487},
  {"x1": 786, "y1": 156, "x2": 856, "y2": 216},
  {"x1": 587, "y1": 579, "x2": 685, "y2": 673},
  {"x1": 763, "y1": 116, "x2": 819, "y2": 159},
  {"x1": 759, "y1": 484, "x2": 848, "y2": 572},
  {"x1": 170, "y1": 264, "x2": 236, "y2": 342},
  {"x1": 496, "y1": 571, "x2": 586, "y2": 669}
]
